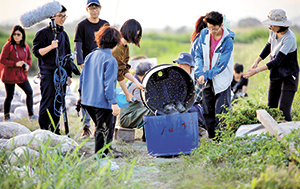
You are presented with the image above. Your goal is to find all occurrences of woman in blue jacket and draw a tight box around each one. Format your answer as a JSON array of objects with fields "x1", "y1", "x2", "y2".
[{"x1": 80, "y1": 25, "x2": 121, "y2": 155}]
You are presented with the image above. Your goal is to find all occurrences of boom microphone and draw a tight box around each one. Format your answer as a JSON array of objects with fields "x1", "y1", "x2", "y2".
[{"x1": 19, "y1": 1, "x2": 61, "y2": 28}]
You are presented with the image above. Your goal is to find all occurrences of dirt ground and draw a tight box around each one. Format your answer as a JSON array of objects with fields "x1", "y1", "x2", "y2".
[{"x1": 79, "y1": 128, "x2": 183, "y2": 188}]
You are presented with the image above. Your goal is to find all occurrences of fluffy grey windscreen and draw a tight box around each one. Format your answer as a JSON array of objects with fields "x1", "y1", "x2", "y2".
[{"x1": 19, "y1": 1, "x2": 61, "y2": 28}]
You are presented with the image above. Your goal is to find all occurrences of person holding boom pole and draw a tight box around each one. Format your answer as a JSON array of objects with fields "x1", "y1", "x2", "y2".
[{"x1": 32, "y1": 5, "x2": 72, "y2": 134}]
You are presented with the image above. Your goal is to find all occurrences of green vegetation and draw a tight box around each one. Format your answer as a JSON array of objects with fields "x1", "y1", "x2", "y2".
[{"x1": 1, "y1": 28, "x2": 300, "y2": 188}]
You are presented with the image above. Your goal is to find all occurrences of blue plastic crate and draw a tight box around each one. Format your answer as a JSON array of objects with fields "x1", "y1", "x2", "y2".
[{"x1": 144, "y1": 112, "x2": 199, "y2": 156}]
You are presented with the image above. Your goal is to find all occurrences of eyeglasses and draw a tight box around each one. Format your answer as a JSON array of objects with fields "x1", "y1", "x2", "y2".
[
  {"x1": 88, "y1": 7, "x2": 100, "y2": 11},
  {"x1": 56, "y1": 14, "x2": 68, "y2": 19},
  {"x1": 13, "y1": 33, "x2": 21, "y2": 36},
  {"x1": 208, "y1": 27, "x2": 220, "y2": 32}
]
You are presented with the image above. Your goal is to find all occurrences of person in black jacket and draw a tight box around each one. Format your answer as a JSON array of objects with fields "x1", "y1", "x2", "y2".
[
  {"x1": 74, "y1": 0, "x2": 109, "y2": 139},
  {"x1": 32, "y1": 5, "x2": 71, "y2": 134}
]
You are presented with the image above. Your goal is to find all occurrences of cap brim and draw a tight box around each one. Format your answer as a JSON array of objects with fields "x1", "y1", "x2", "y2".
[
  {"x1": 87, "y1": 2, "x2": 100, "y2": 7},
  {"x1": 261, "y1": 18, "x2": 292, "y2": 27},
  {"x1": 173, "y1": 60, "x2": 194, "y2": 67}
]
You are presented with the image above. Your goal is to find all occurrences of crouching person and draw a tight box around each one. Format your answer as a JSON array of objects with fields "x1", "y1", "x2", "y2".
[
  {"x1": 79, "y1": 25, "x2": 121, "y2": 155},
  {"x1": 173, "y1": 52, "x2": 206, "y2": 136},
  {"x1": 117, "y1": 61, "x2": 152, "y2": 141}
]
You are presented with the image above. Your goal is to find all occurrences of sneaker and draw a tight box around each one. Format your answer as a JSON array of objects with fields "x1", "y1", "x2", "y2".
[
  {"x1": 28, "y1": 115, "x2": 39, "y2": 121},
  {"x1": 100, "y1": 159, "x2": 119, "y2": 171},
  {"x1": 107, "y1": 147, "x2": 124, "y2": 158},
  {"x1": 81, "y1": 125, "x2": 92, "y2": 139},
  {"x1": 4, "y1": 118, "x2": 12, "y2": 122},
  {"x1": 107, "y1": 150, "x2": 123, "y2": 158},
  {"x1": 93, "y1": 126, "x2": 97, "y2": 137}
]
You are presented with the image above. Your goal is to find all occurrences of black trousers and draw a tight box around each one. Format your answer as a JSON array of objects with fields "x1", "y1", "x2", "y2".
[
  {"x1": 268, "y1": 74, "x2": 298, "y2": 121},
  {"x1": 107, "y1": 116, "x2": 116, "y2": 145},
  {"x1": 84, "y1": 105, "x2": 114, "y2": 154},
  {"x1": 39, "y1": 74, "x2": 65, "y2": 134},
  {"x1": 4, "y1": 81, "x2": 34, "y2": 119},
  {"x1": 202, "y1": 80, "x2": 231, "y2": 139}
]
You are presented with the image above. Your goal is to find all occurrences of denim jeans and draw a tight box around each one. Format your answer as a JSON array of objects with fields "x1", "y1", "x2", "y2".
[{"x1": 81, "y1": 108, "x2": 91, "y2": 127}]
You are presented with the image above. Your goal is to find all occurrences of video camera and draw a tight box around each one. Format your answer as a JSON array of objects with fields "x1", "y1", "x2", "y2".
[{"x1": 61, "y1": 52, "x2": 80, "y2": 76}]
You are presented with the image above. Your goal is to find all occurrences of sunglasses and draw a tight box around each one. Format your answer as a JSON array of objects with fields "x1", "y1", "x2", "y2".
[{"x1": 13, "y1": 33, "x2": 21, "y2": 36}]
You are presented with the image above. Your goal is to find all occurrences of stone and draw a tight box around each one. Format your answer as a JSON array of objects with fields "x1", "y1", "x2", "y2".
[
  {"x1": 2, "y1": 129, "x2": 79, "y2": 154},
  {"x1": 9, "y1": 146, "x2": 39, "y2": 163},
  {"x1": 0, "y1": 122, "x2": 31, "y2": 139},
  {"x1": 114, "y1": 126, "x2": 135, "y2": 143},
  {"x1": 33, "y1": 95, "x2": 41, "y2": 105},
  {"x1": 10, "y1": 101, "x2": 25, "y2": 113}
]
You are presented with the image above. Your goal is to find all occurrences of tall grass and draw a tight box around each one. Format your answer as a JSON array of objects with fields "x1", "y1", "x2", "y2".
[
  {"x1": 0, "y1": 139, "x2": 138, "y2": 189},
  {"x1": 1, "y1": 27, "x2": 300, "y2": 188}
]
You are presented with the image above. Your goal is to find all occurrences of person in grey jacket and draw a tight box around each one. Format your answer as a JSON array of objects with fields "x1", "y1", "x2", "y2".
[
  {"x1": 244, "y1": 9, "x2": 299, "y2": 121},
  {"x1": 194, "y1": 11, "x2": 235, "y2": 139},
  {"x1": 79, "y1": 25, "x2": 121, "y2": 155}
]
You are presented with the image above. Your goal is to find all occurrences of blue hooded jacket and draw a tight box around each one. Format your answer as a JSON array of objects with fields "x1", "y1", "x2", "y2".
[{"x1": 194, "y1": 27, "x2": 235, "y2": 94}]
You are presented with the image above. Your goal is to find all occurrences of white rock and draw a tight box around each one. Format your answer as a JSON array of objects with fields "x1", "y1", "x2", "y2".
[
  {"x1": 14, "y1": 106, "x2": 28, "y2": 118},
  {"x1": 2, "y1": 134, "x2": 40, "y2": 151},
  {"x1": 33, "y1": 95, "x2": 41, "y2": 105},
  {"x1": 9, "y1": 146, "x2": 39, "y2": 163},
  {"x1": 30, "y1": 129, "x2": 78, "y2": 153},
  {"x1": 0, "y1": 122, "x2": 31, "y2": 139},
  {"x1": 10, "y1": 102, "x2": 25, "y2": 113},
  {"x1": 0, "y1": 139, "x2": 8, "y2": 149},
  {"x1": 67, "y1": 105, "x2": 77, "y2": 115},
  {"x1": 0, "y1": 89, "x2": 6, "y2": 97},
  {"x1": 32, "y1": 84, "x2": 40, "y2": 97}
]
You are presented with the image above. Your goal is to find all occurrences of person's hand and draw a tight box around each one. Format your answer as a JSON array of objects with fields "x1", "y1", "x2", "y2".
[
  {"x1": 51, "y1": 40, "x2": 59, "y2": 49},
  {"x1": 112, "y1": 104, "x2": 120, "y2": 116},
  {"x1": 251, "y1": 61, "x2": 259, "y2": 69},
  {"x1": 125, "y1": 93, "x2": 135, "y2": 102},
  {"x1": 243, "y1": 69, "x2": 257, "y2": 78},
  {"x1": 134, "y1": 81, "x2": 145, "y2": 91},
  {"x1": 197, "y1": 75, "x2": 205, "y2": 84},
  {"x1": 16, "y1": 61, "x2": 24, "y2": 67},
  {"x1": 24, "y1": 63, "x2": 29, "y2": 72},
  {"x1": 66, "y1": 77, "x2": 72, "y2": 86}
]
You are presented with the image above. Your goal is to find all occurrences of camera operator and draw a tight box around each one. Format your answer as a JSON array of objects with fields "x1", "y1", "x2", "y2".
[{"x1": 32, "y1": 5, "x2": 71, "y2": 134}]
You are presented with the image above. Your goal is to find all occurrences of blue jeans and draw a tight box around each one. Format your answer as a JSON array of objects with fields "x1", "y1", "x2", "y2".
[
  {"x1": 81, "y1": 108, "x2": 91, "y2": 127},
  {"x1": 188, "y1": 104, "x2": 205, "y2": 128},
  {"x1": 202, "y1": 80, "x2": 231, "y2": 139}
]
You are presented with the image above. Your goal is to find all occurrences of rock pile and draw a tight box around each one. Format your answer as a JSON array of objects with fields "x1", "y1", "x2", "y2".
[
  {"x1": 0, "y1": 122, "x2": 79, "y2": 162},
  {"x1": 0, "y1": 82, "x2": 79, "y2": 121}
]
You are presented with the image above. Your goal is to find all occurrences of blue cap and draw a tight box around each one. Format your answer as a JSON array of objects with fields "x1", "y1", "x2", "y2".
[
  {"x1": 173, "y1": 52, "x2": 194, "y2": 67},
  {"x1": 87, "y1": 0, "x2": 100, "y2": 7}
]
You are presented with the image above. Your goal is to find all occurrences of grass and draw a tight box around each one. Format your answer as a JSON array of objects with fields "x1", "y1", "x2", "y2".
[{"x1": 1, "y1": 28, "x2": 300, "y2": 188}]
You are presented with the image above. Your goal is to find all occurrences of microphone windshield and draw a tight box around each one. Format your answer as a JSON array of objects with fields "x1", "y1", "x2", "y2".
[{"x1": 19, "y1": 1, "x2": 61, "y2": 28}]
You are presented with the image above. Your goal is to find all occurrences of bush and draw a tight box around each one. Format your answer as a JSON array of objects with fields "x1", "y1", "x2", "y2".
[{"x1": 218, "y1": 99, "x2": 284, "y2": 133}]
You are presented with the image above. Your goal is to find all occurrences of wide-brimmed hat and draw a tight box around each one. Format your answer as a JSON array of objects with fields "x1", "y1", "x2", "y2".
[
  {"x1": 173, "y1": 52, "x2": 194, "y2": 67},
  {"x1": 261, "y1": 9, "x2": 292, "y2": 27},
  {"x1": 87, "y1": 0, "x2": 100, "y2": 7}
]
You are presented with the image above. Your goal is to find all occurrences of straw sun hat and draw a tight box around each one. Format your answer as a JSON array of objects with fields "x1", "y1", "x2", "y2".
[{"x1": 261, "y1": 9, "x2": 292, "y2": 27}]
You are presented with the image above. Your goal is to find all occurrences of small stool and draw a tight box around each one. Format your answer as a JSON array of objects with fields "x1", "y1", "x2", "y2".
[{"x1": 114, "y1": 125, "x2": 135, "y2": 143}]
